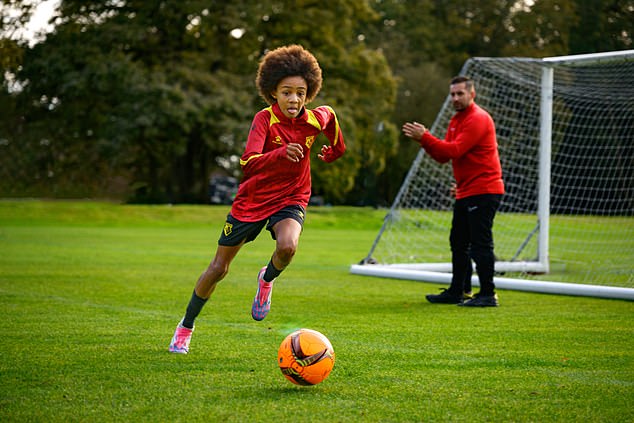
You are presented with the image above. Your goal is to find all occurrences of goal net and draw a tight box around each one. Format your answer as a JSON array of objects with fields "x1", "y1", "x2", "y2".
[{"x1": 351, "y1": 50, "x2": 634, "y2": 300}]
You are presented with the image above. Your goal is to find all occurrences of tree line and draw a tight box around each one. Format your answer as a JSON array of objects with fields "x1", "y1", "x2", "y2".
[{"x1": 1, "y1": 0, "x2": 631, "y2": 205}]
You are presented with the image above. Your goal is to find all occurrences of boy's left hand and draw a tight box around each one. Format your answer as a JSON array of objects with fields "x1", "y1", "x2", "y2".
[{"x1": 318, "y1": 145, "x2": 336, "y2": 162}]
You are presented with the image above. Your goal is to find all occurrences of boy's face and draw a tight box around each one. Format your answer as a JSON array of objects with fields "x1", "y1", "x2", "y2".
[{"x1": 272, "y1": 76, "x2": 308, "y2": 119}]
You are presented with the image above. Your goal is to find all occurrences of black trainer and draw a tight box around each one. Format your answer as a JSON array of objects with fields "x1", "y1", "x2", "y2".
[
  {"x1": 425, "y1": 288, "x2": 463, "y2": 304},
  {"x1": 459, "y1": 293, "x2": 499, "y2": 307}
]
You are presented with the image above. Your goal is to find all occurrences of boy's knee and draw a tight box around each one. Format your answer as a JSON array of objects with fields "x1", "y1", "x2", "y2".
[
  {"x1": 207, "y1": 261, "x2": 229, "y2": 281},
  {"x1": 276, "y1": 242, "x2": 297, "y2": 263}
]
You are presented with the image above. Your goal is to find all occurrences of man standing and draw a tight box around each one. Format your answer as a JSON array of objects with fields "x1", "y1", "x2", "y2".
[{"x1": 402, "y1": 76, "x2": 504, "y2": 307}]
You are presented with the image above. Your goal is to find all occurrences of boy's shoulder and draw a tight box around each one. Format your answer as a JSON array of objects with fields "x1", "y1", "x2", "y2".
[
  {"x1": 306, "y1": 105, "x2": 338, "y2": 128},
  {"x1": 310, "y1": 104, "x2": 336, "y2": 113},
  {"x1": 254, "y1": 105, "x2": 280, "y2": 126},
  {"x1": 308, "y1": 105, "x2": 338, "y2": 120}
]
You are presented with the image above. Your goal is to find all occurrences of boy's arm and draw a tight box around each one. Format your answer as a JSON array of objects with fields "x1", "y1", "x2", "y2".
[
  {"x1": 239, "y1": 111, "x2": 287, "y2": 175},
  {"x1": 316, "y1": 106, "x2": 346, "y2": 163}
]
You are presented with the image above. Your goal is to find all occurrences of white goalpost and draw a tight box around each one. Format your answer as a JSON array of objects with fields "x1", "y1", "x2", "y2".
[{"x1": 351, "y1": 50, "x2": 634, "y2": 300}]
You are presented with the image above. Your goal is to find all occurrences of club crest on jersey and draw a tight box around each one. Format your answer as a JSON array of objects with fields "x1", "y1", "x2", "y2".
[
  {"x1": 223, "y1": 222, "x2": 233, "y2": 236},
  {"x1": 305, "y1": 136, "x2": 315, "y2": 149},
  {"x1": 273, "y1": 135, "x2": 283, "y2": 145}
]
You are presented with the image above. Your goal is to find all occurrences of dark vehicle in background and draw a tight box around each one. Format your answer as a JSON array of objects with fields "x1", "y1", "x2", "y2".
[{"x1": 208, "y1": 175, "x2": 238, "y2": 205}]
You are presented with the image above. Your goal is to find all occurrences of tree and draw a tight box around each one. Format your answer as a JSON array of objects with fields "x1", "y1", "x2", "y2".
[
  {"x1": 1, "y1": 0, "x2": 398, "y2": 204},
  {"x1": 568, "y1": 0, "x2": 633, "y2": 53},
  {"x1": 2, "y1": 0, "x2": 630, "y2": 204},
  {"x1": 363, "y1": 0, "x2": 452, "y2": 205},
  {"x1": 504, "y1": 0, "x2": 578, "y2": 57}
]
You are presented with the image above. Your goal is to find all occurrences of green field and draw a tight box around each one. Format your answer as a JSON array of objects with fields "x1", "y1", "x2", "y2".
[{"x1": 1, "y1": 200, "x2": 632, "y2": 422}]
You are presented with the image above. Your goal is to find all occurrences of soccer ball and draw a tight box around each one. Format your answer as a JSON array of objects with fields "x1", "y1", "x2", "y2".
[{"x1": 278, "y1": 328, "x2": 335, "y2": 386}]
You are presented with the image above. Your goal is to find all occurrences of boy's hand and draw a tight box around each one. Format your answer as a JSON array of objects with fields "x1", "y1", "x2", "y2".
[
  {"x1": 318, "y1": 145, "x2": 336, "y2": 162},
  {"x1": 285, "y1": 143, "x2": 304, "y2": 162}
]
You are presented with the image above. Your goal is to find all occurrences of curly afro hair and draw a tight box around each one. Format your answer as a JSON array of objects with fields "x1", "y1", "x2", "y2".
[{"x1": 256, "y1": 45, "x2": 323, "y2": 105}]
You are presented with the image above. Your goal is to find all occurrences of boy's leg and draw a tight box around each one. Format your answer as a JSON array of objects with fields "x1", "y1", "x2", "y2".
[
  {"x1": 269, "y1": 217, "x2": 303, "y2": 273},
  {"x1": 182, "y1": 290, "x2": 207, "y2": 329},
  {"x1": 252, "y1": 217, "x2": 303, "y2": 320},
  {"x1": 169, "y1": 244, "x2": 243, "y2": 353},
  {"x1": 263, "y1": 259, "x2": 282, "y2": 282}
]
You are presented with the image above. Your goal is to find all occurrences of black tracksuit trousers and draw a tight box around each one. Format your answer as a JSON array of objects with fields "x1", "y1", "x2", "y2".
[{"x1": 448, "y1": 194, "x2": 503, "y2": 296}]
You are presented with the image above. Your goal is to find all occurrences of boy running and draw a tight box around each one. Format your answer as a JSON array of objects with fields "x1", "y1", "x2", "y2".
[{"x1": 169, "y1": 45, "x2": 346, "y2": 353}]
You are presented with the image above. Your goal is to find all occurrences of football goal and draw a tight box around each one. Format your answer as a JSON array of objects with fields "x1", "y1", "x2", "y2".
[{"x1": 351, "y1": 50, "x2": 634, "y2": 300}]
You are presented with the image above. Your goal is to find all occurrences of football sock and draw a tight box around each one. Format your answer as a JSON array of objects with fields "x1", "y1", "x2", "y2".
[
  {"x1": 263, "y1": 259, "x2": 282, "y2": 282},
  {"x1": 182, "y1": 290, "x2": 207, "y2": 329}
]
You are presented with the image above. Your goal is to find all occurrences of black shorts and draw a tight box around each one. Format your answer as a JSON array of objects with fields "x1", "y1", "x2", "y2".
[{"x1": 218, "y1": 205, "x2": 306, "y2": 246}]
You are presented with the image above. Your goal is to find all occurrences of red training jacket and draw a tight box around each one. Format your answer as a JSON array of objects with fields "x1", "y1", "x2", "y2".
[
  {"x1": 419, "y1": 103, "x2": 504, "y2": 199},
  {"x1": 230, "y1": 102, "x2": 346, "y2": 221}
]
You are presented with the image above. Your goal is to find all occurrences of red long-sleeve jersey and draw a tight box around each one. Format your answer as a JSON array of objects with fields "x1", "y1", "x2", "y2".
[
  {"x1": 420, "y1": 103, "x2": 504, "y2": 199},
  {"x1": 230, "y1": 103, "x2": 346, "y2": 221}
]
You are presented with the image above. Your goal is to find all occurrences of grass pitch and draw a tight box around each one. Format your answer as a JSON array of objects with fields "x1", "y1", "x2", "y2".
[{"x1": 0, "y1": 200, "x2": 632, "y2": 422}]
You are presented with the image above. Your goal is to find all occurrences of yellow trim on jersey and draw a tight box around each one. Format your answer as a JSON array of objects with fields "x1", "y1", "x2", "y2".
[
  {"x1": 266, "y1": 106, "x2": 280, "y2": 126},
  {"x1": 239, "y1": 106, "x2": 276, "y2": 167},
  {"x1": 322, "y1": 106, "x2": 341, "y2": 146},
  {"x1": 305, "y1": 110, "x2": 322, "y2": 131},
  {"x1": 241, "y1": 106, "x2": 340, "y2": 168},
  {"x1": 240, "y1": 154, "x2": 263, "y2": 167}
]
